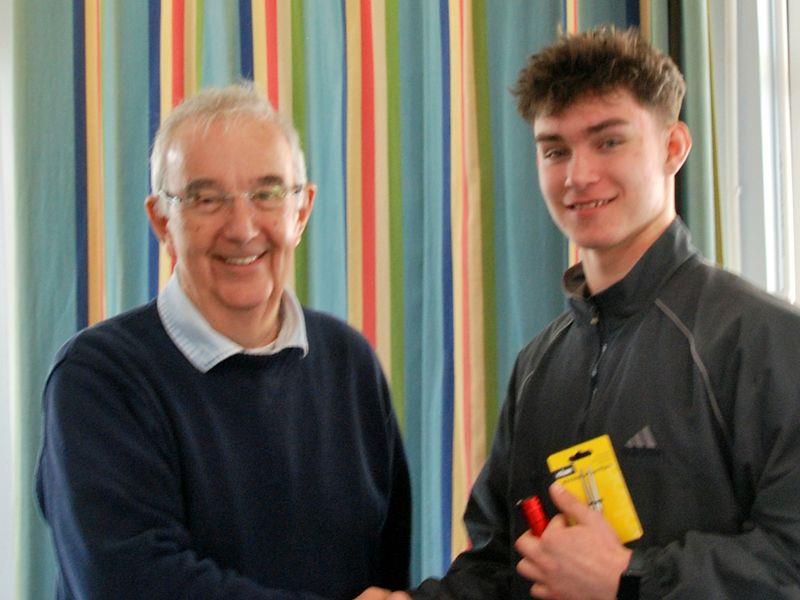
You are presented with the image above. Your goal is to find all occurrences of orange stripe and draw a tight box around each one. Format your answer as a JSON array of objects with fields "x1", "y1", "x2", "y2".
[
  {"x1": 172, "y1": 0, "x2": 185, "y2": 105},
  {"x1": 360, "y1": 0, "x2": 376, "y2": 346},
  {"x1": 265, "y1": 0, "x2": 279, "y2": 108}
]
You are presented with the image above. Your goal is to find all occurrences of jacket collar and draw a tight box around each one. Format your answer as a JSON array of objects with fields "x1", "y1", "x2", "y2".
[{"x1": 564, "y1": 218, "x2": 699, "y2": 328}]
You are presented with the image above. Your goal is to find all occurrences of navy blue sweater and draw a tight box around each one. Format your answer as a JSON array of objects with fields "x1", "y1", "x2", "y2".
[{"x1": 36, "y1": 302, "x2": 410, "y2": 599}]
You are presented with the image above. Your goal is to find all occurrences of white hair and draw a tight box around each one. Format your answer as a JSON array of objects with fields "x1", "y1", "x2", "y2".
[{"x1": 150, "y1": 82, "x2": 307, "y2": 210}]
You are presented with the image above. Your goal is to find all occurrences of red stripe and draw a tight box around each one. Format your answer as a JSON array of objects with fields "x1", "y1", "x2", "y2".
[
  {"x1": 265, "y1": 0, "x2": 279, "y2": 108},
  {"x1": 172, "y1": 0, "x2": 185, "y2": 106},
  {"x1": 360, "y1": 0, "x2": 377, "y2": 346},
  {"x1": 571, "y1": 0, "x2": 579, "y2": 32},
  {"x1": 458, "y1": 0, "x2": 473, "y2": 487}
]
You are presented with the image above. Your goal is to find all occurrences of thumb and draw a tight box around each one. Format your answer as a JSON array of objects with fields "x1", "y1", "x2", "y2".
[{"x1": 549, "y1": 481, "x2": 595, "y2": 524}]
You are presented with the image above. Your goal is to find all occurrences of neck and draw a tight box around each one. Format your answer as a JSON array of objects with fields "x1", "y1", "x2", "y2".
[
  {"x1": 582, "y1": 212, "x2": 675, "y2": 295},
  {"x1": 210, "y1": 302, "x2": 283, "y2": 348}
]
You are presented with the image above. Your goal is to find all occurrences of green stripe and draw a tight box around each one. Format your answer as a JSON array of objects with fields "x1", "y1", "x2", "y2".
[
  {"x1": 705, "y1": 2, "x2": 723, "y2": 265},
  {"x1": 196, "y1": 0, "x2": 205, "y2": 86},
  {"x1": 472, "y1": 0, "x2": 499, "y2": 447},
  {"x1": 385, "y1": 0, "x2": 405, "y2": 428},
  {"x1": 292, "y1": 0, "x2": 310, "y2": 303}
]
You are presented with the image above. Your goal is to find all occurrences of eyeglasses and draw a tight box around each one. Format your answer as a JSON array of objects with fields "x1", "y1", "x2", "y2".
[{"x1": 160, "y1": 184, "x2": 305, "y2": 215}]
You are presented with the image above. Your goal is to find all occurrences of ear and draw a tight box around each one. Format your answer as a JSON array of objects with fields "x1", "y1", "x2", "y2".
[
  {"x1": 664, "y1": 121, "x2": 692, "y2": 176},
  {"x1": 293, "y1": 184, "x2": 316, "y2": 246},
  {"x1": 145, "y1": 195, "x2": 176, "y2": 258}
]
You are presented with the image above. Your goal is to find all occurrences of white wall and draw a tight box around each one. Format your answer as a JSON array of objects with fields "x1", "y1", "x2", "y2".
[{"x1": 0, "y1": 0, "x2": 18, "y2": 597}]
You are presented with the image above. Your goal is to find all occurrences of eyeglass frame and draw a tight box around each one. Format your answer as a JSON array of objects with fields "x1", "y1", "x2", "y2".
[{"x1": 158, "y1": 183, "x2": 306, "y2": 216}]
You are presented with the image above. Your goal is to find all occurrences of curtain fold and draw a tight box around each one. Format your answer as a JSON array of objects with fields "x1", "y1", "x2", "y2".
[{"x1": 14, "y1": 1, "x2": 720, "y2": 596}]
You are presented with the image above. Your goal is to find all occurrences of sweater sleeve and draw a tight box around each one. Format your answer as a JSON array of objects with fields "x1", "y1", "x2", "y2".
[{"x1": 36, "y1": 346, "x2": 330, "y2": 600}]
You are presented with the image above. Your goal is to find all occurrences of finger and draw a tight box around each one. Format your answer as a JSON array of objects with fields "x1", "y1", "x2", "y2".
[
  {"x1": 549, "y1": 481, "x2": 595, "y2": 524},
  {"x1": 517, "y1": 556, "x2": 546, "y2": 583},
  {"x1": 387, "y1": 593, "x2": 413, "y2": 600},
  {"x1": 531, "y1": 582, "x2": 553, "y2": 599},
  {"x1": 514, "y1": 529, "x2": 541, "y2": 557}
]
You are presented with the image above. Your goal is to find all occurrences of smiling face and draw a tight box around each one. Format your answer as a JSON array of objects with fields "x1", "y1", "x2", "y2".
[
  {"x1": 146, "y1": 116, "x2": 314, "y2": 341},
  {"x1": 534, "y1": 89, "x2": 689, "y2": 275}
]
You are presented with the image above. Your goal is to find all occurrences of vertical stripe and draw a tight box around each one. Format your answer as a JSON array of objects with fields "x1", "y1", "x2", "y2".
[
  {"x1": 360, "y1": 0, "x2": 377, "y2": 347},
  {"x1": 640, "y1": 0, "x2": 651, "y2": 41},
  {"x1": 265, "y1": 0, "x2": 279, "y2": 108},
  {"x1": 292, "y1": 0, "x2": 310, "y2": 304},
  {"x1": 438, "y1": 0, "x2": 454, "y2": 572},
  {"x1": 371, "y1": 0, "x2": 392, "y2": 377},
  {"x1": 276, "y1": 1, "x2": 293, "y2": 115},
  {"x1": 472, "y1": 0, "x2": 498, "y2": 456},
  {"x1": 345, "y1": 0, "x2": 364, "y2": 333},
  {"x1": 566, "y1": 0, "x2": 580, "y2": 265},
  {"x1": 238, "y1": 0, "x2": 254, "y2": 78},
  {"x1": 184, "y1": 1, "x2": 198, "y2": 95},
  {"x1": 85, "y1": 0, "x2": 106, "y2": 325},
  {"x1": 172, "y1": 0, "x2": 185, "y2": 104},
  {"x1": 625, "y1": 0, "x2": 640, "y2": 28},
  {"x1": 449, "y1": 0, "x2": 472, "y2": 556},
  {"x1": 251, "y1": 0, "x2": 266, "y2": 90},
  {"x1": 74, "y1": 0, "x2": 88, "y2": 328},
  {"x1": 148, "y1": 0, "x2": 161, "y2": 298},
  {"x1": 385, "y1": 0, "x2": 405, "y2": 423}
]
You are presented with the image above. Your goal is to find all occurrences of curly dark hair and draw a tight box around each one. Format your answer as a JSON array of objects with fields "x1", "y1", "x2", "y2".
[{"x1": 512, "y1": 26, "x2": 685, "y2": 123}]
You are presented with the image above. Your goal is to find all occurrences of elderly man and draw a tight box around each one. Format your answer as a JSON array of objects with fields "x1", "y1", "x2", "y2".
[
  {"x1": 36, "y1": 84, "x2": 410, "y2": 599},
  {"x1": 365, "y1": 26, "x2": 800, "y2": 600}
]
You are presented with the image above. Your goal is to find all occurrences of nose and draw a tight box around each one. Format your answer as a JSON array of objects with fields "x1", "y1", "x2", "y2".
[
  {"x1": 564, "y1": 150, "x2": 600, "y2": 190},
  {"x1": 222, "y1": 196, "x2": 259, "y2": 243}
]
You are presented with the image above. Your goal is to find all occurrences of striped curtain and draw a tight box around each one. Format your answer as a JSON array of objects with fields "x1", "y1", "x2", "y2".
[{"x1": 15, "y1": 1, "x2": 718, "y2": 597}]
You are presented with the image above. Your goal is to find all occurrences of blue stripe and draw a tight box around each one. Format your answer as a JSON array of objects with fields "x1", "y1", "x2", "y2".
[
  {"x1": 238, "y1": 0, "x2": 254, "y2": 79},
  {"x1": 147, "y1": 0, "x2": 161, "y2": 299},
  {"x1": 438, "y1": 0, "x2": 453, "y2": 573},
  {"x1": 626, "y1": 0, "x2": 640, "y2": 28},
  {"x1": 73, "y1": 0, "x2": 88, "y2": 329}
]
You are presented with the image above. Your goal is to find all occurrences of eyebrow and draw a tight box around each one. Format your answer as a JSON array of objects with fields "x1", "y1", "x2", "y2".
[
  {"x1": 183, "y1": 175, "x2": 286, "y2": 193},
  {"x1": 535, "y1": 118, "x2": 631, "y2": 144}
]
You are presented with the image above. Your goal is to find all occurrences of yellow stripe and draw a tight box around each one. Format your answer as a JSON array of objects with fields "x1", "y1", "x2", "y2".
[
  {"x1": 461, "y1": 0, "x2": 486, "y2": 487},
  {"x1": 372, "y1": 0, "x2": 392, "y2": 379},
  {"x1": 639, "y1": 0, "x2": 651, "y2": 41},
  {"x1": 345, "y1": 0, "x2": 363, "y2": 330},
  {"x1": 277, "y1": 1, "x2": 296, "y2": 292},
  {"x1": 85, "y1": 0, "x2": 106, "y2": 324},
  {"x1": 252, "y1": 0, "x2": 267, "y2": 91},
  {"x1": 277, "y1": 1, "x2": 293, "y2": 117},
  {"x1": 184, "y1": 0, "x2": 199, "y2": 96},
  {"x1": 158, "y1": 0, "x2": 174, "y2": 292},
  {"x1": 449, "y1": 0, "x2": 468, "y2": 558}
]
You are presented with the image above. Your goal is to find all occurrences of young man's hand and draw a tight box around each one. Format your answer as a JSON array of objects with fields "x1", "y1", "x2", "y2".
[
  {"x1": 515, "y1": 483, "x2": 632, "y2": 600},
  {"x1": 354, "y1": 587, "x2": 412, "y2": 600}
]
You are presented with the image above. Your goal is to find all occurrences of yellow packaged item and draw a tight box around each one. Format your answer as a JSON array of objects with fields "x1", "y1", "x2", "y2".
[{"x1": 546, "y1": 434, "x2": 643, "y2": 543}]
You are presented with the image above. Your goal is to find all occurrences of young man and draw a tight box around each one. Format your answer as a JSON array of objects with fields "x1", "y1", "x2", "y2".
[
  {"x1": 367, "y1": 26, "x2": 800, "y2": 600},
  {"x1": 36, "y1": 84, "x2": 410, "y2": 599}
]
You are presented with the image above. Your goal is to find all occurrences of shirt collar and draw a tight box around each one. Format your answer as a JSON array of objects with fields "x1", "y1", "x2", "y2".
[
  {"x1": 157, "y1": 274, "x2": 309, "y2": 373},
  {"x1": 564, "y1": 217, "x2": 699, "y2": 327}
]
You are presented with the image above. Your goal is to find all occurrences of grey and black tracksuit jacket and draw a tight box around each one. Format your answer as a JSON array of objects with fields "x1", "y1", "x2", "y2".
[{"x1": 415, "y1": 218, "x2": 800, "y2": 599}]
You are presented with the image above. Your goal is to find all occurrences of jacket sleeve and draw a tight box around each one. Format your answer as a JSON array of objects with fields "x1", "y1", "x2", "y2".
[
  {"x1": 411, "y1": 362, "x2": 521, "y2": 599},
  {"x1": 636, "y1": 303, "x2": 800, "y2": 599},
  {"x1": 36, "y1": 349, "x2": 330, "y2": 600}
]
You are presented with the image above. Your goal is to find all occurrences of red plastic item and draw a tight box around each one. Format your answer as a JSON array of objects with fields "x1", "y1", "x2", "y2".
[{"x1": 520, "y1": 495, "x2": 549, "y2": 537}]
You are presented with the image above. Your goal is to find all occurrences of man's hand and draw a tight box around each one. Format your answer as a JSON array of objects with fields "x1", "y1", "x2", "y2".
[
  {"x1": 354, "y1": 587, "x2": 412, "y2": 600},
  {"x1": 515, "y1": 482, "x2": 632, "y2": 600}
]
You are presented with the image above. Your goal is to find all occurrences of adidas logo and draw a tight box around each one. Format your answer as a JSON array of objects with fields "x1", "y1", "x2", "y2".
[{"x1": 625, "y1": 425, "x2": 658, "y2": 450}]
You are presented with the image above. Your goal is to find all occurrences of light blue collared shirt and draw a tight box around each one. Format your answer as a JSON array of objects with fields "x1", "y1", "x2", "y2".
[{"x1": 157, "y1": 274, "x2": 309, "y2": 373}]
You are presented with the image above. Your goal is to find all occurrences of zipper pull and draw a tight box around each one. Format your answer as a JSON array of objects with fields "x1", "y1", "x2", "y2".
[{"x1": 590, "y1": 307, "x2": 600, "y2": 326}]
